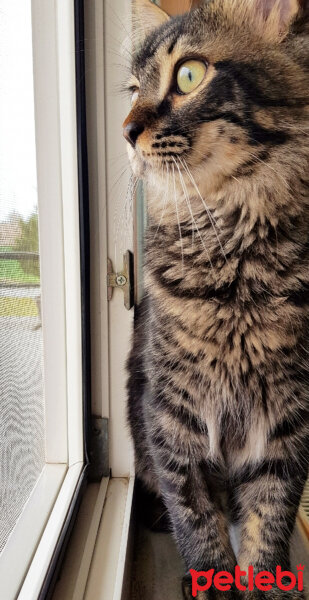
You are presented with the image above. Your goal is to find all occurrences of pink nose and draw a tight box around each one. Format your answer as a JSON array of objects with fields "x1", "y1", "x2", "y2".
[{"x1": 123, "y1": 122, "x2": 144, "y2": 148}]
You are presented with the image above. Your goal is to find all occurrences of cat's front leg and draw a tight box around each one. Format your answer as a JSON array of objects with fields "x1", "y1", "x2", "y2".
[
  {"x1": 233, "y1": 455, "x2": 308, "y2": 600},
  {"x1": 150, "y1": 447, "x2": 236, "y2": 598}
]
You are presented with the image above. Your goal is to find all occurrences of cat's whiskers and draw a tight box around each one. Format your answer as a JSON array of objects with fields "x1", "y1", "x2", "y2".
[
  {"x1": 111, "y1": 164, "x2": 132, "y2": 256},
  {"x1": 117, "y1": 174, "x2": 132, "y2": 257},
  {"x1": 154, "y1": 160, "x2": 170, "y2": 240},
  {"x1": 105, "y1": 1, "x2": 135, "y2": 57},
  {"x1": 108, "y1": 152, "x2": 129, "y2": 165},
  {"x1": 171, "y1": 162, "x2": 185, "y2": 273},
  {"x1": 114, "y1": 173, "x2": 137, "y2": 262},
  {"x1": 180, "y1": 158, "x2": 228, "y2": 264},
  {"x1": 172, "y1": 157, "x2": 197, "y2": 247},
  {"x1": 172, "y1": 157, "x2": 214, "y2": 271},
  {"x1": 110, "y1": 160, "x2": 131, "y2": 192}
]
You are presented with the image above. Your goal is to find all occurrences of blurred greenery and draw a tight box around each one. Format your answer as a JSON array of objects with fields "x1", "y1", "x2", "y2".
[
  {"x1": 0, "y1": 211, "x2": 40, "y2": 285},
  {"x1": 13, "y1": 211, "x2": 40, "y2": 279}
]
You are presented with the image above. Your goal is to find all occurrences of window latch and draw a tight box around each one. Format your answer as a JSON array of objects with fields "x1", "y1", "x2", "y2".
[{"x1": 107, "y1": 250, "x2": 134, "y2": 310}]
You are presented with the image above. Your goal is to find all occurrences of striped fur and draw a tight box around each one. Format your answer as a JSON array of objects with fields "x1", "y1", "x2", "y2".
[{"x1": 125, "y1": 0, "x2": 309, "y2": 597}]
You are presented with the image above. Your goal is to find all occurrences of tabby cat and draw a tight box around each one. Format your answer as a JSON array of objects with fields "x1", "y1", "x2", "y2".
[{"x1": 124, "y1": 0, "x2": 309, "y2": 597}]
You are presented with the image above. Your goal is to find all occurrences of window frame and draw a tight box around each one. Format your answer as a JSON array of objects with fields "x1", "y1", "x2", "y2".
[
  {"x1": 0, "y1": 1, "x2": 90, "y2": 597},
  {"x1": 87, "y1": 0, "x2": 134, "y2": 479},
  {"x1": 5, "y1": 0, "x2": 139, "y2": 595}
]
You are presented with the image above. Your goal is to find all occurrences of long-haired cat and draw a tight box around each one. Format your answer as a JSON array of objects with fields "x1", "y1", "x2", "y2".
[{"x1": 124, "y1": 0, "x2": 309, "y2": 597}]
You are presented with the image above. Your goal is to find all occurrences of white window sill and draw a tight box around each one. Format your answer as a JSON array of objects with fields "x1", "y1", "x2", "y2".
[{"x1": 52, "y1": 477, "x2": 134, "y2": 600}]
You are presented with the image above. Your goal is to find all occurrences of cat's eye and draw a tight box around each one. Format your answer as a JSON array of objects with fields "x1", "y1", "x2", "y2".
[
  {"x1": 176, "y1": 60, "x2": 207, "y2": 95},
  {"x1": 131, "y1": 89, "x2": 139, "y2": 106}
]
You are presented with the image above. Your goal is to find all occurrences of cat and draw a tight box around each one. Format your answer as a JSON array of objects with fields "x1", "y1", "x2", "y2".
[{"x1": 124, "y1": 0, "x2": 309, "y2": 598}]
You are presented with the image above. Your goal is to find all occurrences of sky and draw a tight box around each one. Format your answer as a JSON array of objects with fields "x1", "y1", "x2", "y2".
[{"x1": 0, "y1": 0, "x2": 38, "y2": 222}]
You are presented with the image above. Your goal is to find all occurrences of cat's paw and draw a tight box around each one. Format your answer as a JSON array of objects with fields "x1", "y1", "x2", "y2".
[
  {"x1": 182, "y1": 575, "x2": 209, "y2": 600},
  {"x1": 182, "y1": 575, "x2": 235, "y2": 600}
]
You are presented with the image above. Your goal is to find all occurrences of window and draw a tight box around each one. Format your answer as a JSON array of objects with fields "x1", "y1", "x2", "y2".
[
  {"x1": 0, "y1": 1, "x2": 86, "y2": 597},
  {"x1": 0, "y1": 0, "x2": 44, "y2": 556}
]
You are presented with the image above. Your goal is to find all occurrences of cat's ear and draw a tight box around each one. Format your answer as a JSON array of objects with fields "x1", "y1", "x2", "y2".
[
  {"x1": 132, "y1": 0, "x2": 170, "y2": 42},
  {"x1": 254, "y1": 0, "x2": 301, "y2": 33}
]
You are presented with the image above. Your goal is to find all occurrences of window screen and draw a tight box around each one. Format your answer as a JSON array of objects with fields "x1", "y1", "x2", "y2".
[{"x1": 0, "y1": 0, "x2": 45, "y2": 554}]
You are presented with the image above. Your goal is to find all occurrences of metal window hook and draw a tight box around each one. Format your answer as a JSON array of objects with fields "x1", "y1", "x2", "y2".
[{"x1": 107, "y1": 250, "x2": 134, "y2": 310}]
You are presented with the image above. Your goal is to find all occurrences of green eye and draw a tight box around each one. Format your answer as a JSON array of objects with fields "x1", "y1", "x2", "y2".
[{"x1": 177, "y1": 60, "x2": 207, "y2": 94}]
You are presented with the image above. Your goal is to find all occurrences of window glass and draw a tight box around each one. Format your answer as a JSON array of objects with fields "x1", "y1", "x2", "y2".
[{"x1": 0, "y1": 0, "x2": 45, "y2": 553}]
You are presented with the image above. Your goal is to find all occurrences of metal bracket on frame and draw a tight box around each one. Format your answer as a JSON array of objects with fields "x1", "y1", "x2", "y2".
[
  {"x1": 107, "y1": 250, "x2": 134, "y2": 310},
  {"x1": 88, "y1": 417, "x2": 109, "y2": 481}
]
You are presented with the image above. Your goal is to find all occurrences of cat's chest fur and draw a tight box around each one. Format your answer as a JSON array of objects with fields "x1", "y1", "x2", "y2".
[
  {"x1": 143, "y1": 205, "x2": 308, "y2": 465},
  {"x1": 144, "y1": 209, "x2": 300, "y2": 380}
]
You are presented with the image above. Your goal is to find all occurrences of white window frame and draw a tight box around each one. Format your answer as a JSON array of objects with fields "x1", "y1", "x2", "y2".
[
  {"x1": 86, "y1": 0, "x2": 134, "y2": 478},
  {"x1": 0, "y1": 2, "x2": 84, "y2": 598},
  {"x1": 62, "y1": 1, "x2": 137, "y2": 597}
]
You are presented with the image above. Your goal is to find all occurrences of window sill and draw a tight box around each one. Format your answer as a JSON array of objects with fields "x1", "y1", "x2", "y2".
[{"x1": 52, "y1": 476, "x2": 134, "y2": 600}]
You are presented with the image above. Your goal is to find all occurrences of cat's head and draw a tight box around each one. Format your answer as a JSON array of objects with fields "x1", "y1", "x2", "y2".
[{"x1": 123, "y1": 0, "x2": 309, "y2": 202}]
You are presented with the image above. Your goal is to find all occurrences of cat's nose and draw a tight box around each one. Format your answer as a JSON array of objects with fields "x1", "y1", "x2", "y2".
[{"x1": 123, "y1": 122, "x2": 144, "y2": 148}]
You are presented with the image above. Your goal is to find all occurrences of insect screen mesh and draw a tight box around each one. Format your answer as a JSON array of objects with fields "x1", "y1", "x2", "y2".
[{"x1": 0, "y1": 0, "x2": 45, "y2": 554}]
